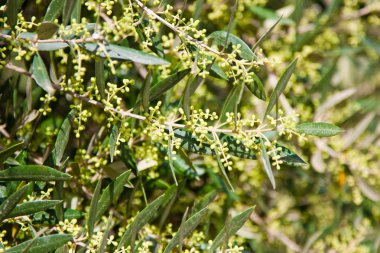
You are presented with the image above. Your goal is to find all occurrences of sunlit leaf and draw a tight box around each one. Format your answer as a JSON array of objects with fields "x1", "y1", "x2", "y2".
[
  {"x1": 6, "y1": 234, "x2": 72, "y2": 253},
  {"x1": 209, "y1": 207, "x2": 254, "y2": 252},
  {"x1": 95, "y1": 170, "x2": 131, "y2": 221},
  {"x1": 83, "y1": 43, "x2": 170, "y2": 65},
  {"x1": 0, "y1": 165, "x2": 71, "y2": 181},
  {"x1": 208, "y1": 31, "x2": 256, "y2": 61},
  {"x1": 264, "y1": 58, "x2": 298, "y2": 118},
  {"x1": 163, "y1": 207, "x2": 208, "y2": 253},
  {"x1": 109, "y1": 123, "x2": 120, "y2": 163},
  {"x1": 118, "y1": 194, "x2": 164, "y2": 249},
  {"x1": 0, "y1": 184, "x2": 29, "y2": 222},
  {"x1": 87, "y1": 179, "x2": 102, "y2": 237},
  {"x1": 245, "y1": 73, "x2": 266, "y2": 100},
  {"x1": 172, "y1": 128, "x2": 306, "y2": 166},
  {"x1": 219, "y1": 83, "x2": 244, "y2": 123},
  {"x1": 295, "y1": 122, "x2": 343, "y2": 137},
  {"x1": 52, "y1": 110, "x2": 75, "y2": 166},
  {"x1": 95, "y1": 57, "x2": 105, "y2": 98},
  {"x1": 260, "y1": 138, "x2": 276, "y2": 189},
  {"x1": 191, "y1": 190, "x2": 217, "y2": 216},
  {"x1": 31, "y1": 54, "x2": 55, "y2": 95},
  {"x1": 7, "y1": 200, "x2": 62, "y2": 218},
  {"x1": 149, "y1": 69, "x2": 191, "y2": 101},
  {"x1": 44, "y1": 0, "x2": 65, "y2": 21}
]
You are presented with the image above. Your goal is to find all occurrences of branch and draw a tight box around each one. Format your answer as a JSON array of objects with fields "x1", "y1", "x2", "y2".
[{"x1": 3, "y1": 63, "x2": 275, "y2": 135}]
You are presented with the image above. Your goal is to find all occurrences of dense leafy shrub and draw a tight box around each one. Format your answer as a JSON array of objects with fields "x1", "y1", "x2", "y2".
[{"x1": 0, "y1": 0, "x2": 379, "y2": 252}]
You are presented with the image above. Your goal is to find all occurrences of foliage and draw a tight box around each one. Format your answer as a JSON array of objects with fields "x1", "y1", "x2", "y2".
[{"x1": 0, "y1": 0, "x2": 379, "y2": 252}]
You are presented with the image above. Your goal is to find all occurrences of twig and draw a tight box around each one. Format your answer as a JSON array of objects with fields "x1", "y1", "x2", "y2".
[{"x1": 132, "y1": 0, "x2": 223, "y2": 56}]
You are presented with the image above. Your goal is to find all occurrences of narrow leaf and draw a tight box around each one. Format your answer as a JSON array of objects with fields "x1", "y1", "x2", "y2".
[
  {"x1": 252, "y1": 16, "x2": 282, "y2": 51},
  {"x1": 109, "y1": 124, "x2": 120, "y2": 163},
  {"x1": 164, "y1": 207, "x2": 208, "y2": 253},
  {"x1": 264, "y1": 58, "x2": 298, "y2": 118},
  {"x1": 117, "y1": 195, "x2": 164, "y2": 250},
  {"x1": 172, "y1": 128, "x2": 307, "y2": 166},
  {"x1": 0, "y1": 141, "x2": 24, "y2": 164},
  {"x1": 6, "y1": 0, "x2": 25, "y2": 28},
  {"x1": 209, "y1": 207, "x2": 254, "y2": 252},
  {"x1": 0, "y1": 165, "x2": 71, "y2": 181},
  {"x1": 31, "y1": 54, "x2": 54, "y2": 95},
  {"x1": 260, "y1": 138, "x2": 276, "y2": 189},
  {"x1": 245, "y1": 73, "x2": 266, "y2": 100},
  {"x1": 191, "y1": 190, "x2": 217, "y2": 216},
  {"x1": 219, "y1": 83, "x2": 244, "y2": 123},
  {"x1": 63, "y1": 0, "x2": 75, "y2": 26},
  {"x1": 141, "y1": 70, "x2": 152, "y2": 111},
  {"x1": 6, "y1": 200, "x2": 62, "y2": 218},
  {"x1": 0, "y1": 184, "x2": 29, "y2": 222},
  {"x1": 118, "y1": 195, "x2": 164, "y2": 249},
  {"x1": 37, "y1": 42, "x2": 69, "y2": 51},
  {"x1": 295, "y1": 122, "x2": 343, "y2": 137},
  {"x1": 44, "y1": 0, "x2": 65, "y2": 21},
  {"x1": 52, "y1": 110, "x2": 75, "y2": 166},
  {"x1": 83, "y1": 43, "x2": 169, "y2": 65},
  {"x1": 149, "y1": 69, "x2": 191, "y2": 101},
  {"x1": 95, "y1": 170, "x2": 131, "y2": 221},
  {"x1": 88, "y1": 179, "x2": 102, "y2": 237},
  {"x1": 37, "y1": 21, "x2": 59, "y2": 39},
  {"x1": 6, "y1": 234, "x2": 72, "y2": 253},
  {"x1": 95, "y1": 57, "x2": 105, "y2": 98},
  {"x1": 208, "y1": 31, "x2": 256, "y2": 61}
]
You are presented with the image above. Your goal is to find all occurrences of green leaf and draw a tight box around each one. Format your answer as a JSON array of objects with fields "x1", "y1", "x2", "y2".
[
  {"x1": 109, "y1": 123, "x2": 120, "y2": 163},
  {"x1": 215, "y1": 148, "x2": 234, "y2": 191},
  {"x1": 0, "y1": 141, "x2": 24, "y2": 164},
  {"x1": 82, "y1": 43, "x2": 170, "y2": 65},
  {"x1": 95, "y1": 170, "x2": 131, "y2": 221},
  {"x1": 248, "y1": 6, "x2": 294, "y2": 25},
  {"x1": 210, "y1": 62, "x2": 228, "y2": 80},
  {"x1": 251, "y1": 16, "x2": 282, "y2": 51},
  {"x1": 208, "y1": 31, "x2": 256, "y2": 61},
  {"x1": 295, "y1": 122, "x2": 344, "y2": 137},
  {"x1": 44, "y1": 0, "x2": 65, "y2": 21},
  {"x1": 191, "y1": 190, "x2": 217, "y2": 216},
  {"x1": 87, "y1": 179, "x2": 102, "y2": 237},
  {"x1": 118, "y1": 194, "x2": 164, "y2": 249},
  {"x1": 0, "y1": 184, "x2": 29, "y2": 222},
  {"x1": 264, "y1": 58, "x2": 298, "y2": 118},
  {"x1": 141, "y1": 70, "x2": 152, "y2": 111},
  {"x1": 31, "y1": 54, "x2": 54, "y2": 95},
  {"x1": 149, "y1": 69, "x2": 191, "y2": 102},
  {"x1": 37, "y1": 21, "x2": 59, "y2": 39},
  {"x1": 37, "y1": 42, "x2": 69, "y2": 51},
  {"x1": 6, "y1": 200, "x2": 62, "y2": 218},
  {"x1": 52, "y1": 110, "x2": 75, "y2": 166},
  {"x1": 260, "y1": 138, "x2": 276, "y2": 189},
  {"x1": 219, "y1": 83, "x2": 244, "y2": 123},
  {"x1": 0, "y1": 165, "x2": 72, "y2": 181},
  {"x1": 172, "y1": 129, "x2": 306, "y2": 166},
  {"x1": 245, "y1": 73, "x2": 266, "y2": 100},
  {"x1": 6, "y1": 234, "x2": 72, "y2": 253},
  {"x1": 63, "y1": 0, "x2": 75, "y2": 26},
  {"x1": 95, "y1": 57, "x2": 105, "y2": 98},
  {"x1": 163, "y1": 207, "x2": 208, "y2": 253},
  {"x1": 209, "y1": 207, "x2": 254, "y2": 252},
  {"x1": 6, "y1": 0, "x2": 25, "y2": 28}
]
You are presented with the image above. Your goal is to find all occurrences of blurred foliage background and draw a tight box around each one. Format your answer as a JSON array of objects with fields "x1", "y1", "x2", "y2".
[{"x1": 1, "y1": 0, "x2": 380, "y2": 252}]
